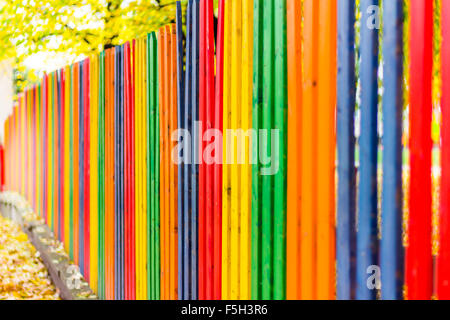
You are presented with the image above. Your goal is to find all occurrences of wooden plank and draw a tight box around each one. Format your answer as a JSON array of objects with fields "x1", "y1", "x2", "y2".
[
  {"x1": 51, "y1": 78, "x2": 56, "y2": 243},
  {"x1": 143, "y1": 37, "x2": 148, "y2": 300},
  {"x1": 152, "y1": 32, "x2": 161, "y2": 301},
  {"x1": 114, "y1": 47, "x2": 119, "y2": 300},
  {"x1": 23, "y1": 92, "x2": 26, "y2": 199},
  {"x1": 57, "y1": 71, "x2": 63, "y2": 244},
  {"x1": 286, "y1": 0, "x2": 302, "y2": 300},
  {"x1": 230, "y1": 0, "x2": 242, "y2": 300},
  {"x1": 240, "y1": 0, "x2": 253, "y2": 301},
  {"x1": 0, "y1": 145, "x2": 3, "y2": 191},
  {"x1": 182, "y1": 1, "x2": 193, "y2": 300},
  {"x1": 262, "y1": 0, "x2": 274, "y2": 300},
  {"x1": 11, "y1": 105, "x2": 13, "y2": 194},
  {"x1": 10, "y1": 108, "x2": 13, "y2": 191},
  {"x1": 27, "y1": 87, "x2": 31, "y2": 206},
  {"x1": 160, "y1": 35, "x2": 167, "y2": 301},
  {"x1": 191, "y1": 0, "x2": 200, "y2": 300},
  {"x1": 222, "y1": 0, "x2": 231, "y2": 300},
  {"x1": 134, "y1": 38, "x2": 141, "y2": 300},
  {"x1": 5, "y1": 119, "x2": 8, "y2": 190},
  {"x1": 105, "y1": 47, "x2": 116, "y2": 300},
  {"x1": 33, "y1": 84, "x2": 37, "y2": 212},
  {"x1": 158, "y1": 28, "x2": 167, "y2": 300},
  {"x1": 22, "y1": 92, "x2": 26, "y2": 197},
  {"x1": 251, "y1": 0, "x2": 263, "y2": 300},
  {"x1": 39, "y1": 83, "x2": 44, "y2": 221},
  {"x1": 120, "y1": 45, "x2": 125, "y2": 300},
  {"x1": 8, "y1": 109, "x2": 11, "y2": 190},
  {"x1": 102, "y1": 48, "x2": 111, "y2": 300},
  {"x1": 407, "y1": 0, "x2": 433, "y2": 300},
  {"x1": 57, "y1": 72, "x2": 61, "y2": 242},
  {"x1": 100, "y1": 51, "x2": 106, "y2": 290},
  {"x1": 124, "y1": 41, "x2": 131, "y2": 300},
  {"x1": 214, "y1": 0, "x2": 224, "y2": 301},
  {"x1": 54, "y1": 72, "x2": 58, "y2": 239},
  {"x1": 2, "y1": 122, "x2": 7, "y2": 191},
  {"x1": 73, "y1": 65, "x2": 80, "y2": 267},
  {"x1": 48, "y1": 73, "x2": 54, "y2": 233},
  {"x1": 64, "y1": 67, "x2": 71, "y2": 256},
  {"x1": 163, "y1": 27, "x2": 171, "y2": 300},
  {"x1": 148, "y1": 32, "x2": 159, "y2": 300},
  {"x1": 357, "y1": 0, "x2": 379, "y2": 301},
  {"x1": 157, "y1": 28, "x2": 164, "y2": 300},
  {"x1": 69, "y1": 66, "x2": 74, "y2": 262},
  {"x1": 14, "y1": 104, "x2": 18, "y2": 194},
  {"x1": 176, "y1": 2, "x2": 185, "y2": 300},
  {"x1": 36, "y1": 83, "x2": 42, "y2": 219},
  {"x1": 33, "y1": 87, "x2": 36, "y2": 208},
  {"x1": 130, "y1": 41, "x2": 137, "y2": 300},
  {"x1": 31, "y1": 87, "x2": 35, "y2": 205},
  {"x1": 138, "y1": 38, "x2": 143, "y2": 300},
  {"x1": 13, "y1": 102, "x2": 17, "y2": 193},
  {"x1": 316, "y1": 0, "x2": 337, "y2": 300},
  {"x1": 169, "y1": 25, "x2": 179, "y2": 301},
  {"x1": 17, "y1": 100, "x2": 21, "y2": 198},
  {"x1": 439, "y1": 0, "x2": 450, "y2": 300},
  {"x1": 141, "y1": 37, "x2": 149, "y2": 300},
  {"x1": 4, "y1": 119, "x2": 7, "y2": 190},
  {"x1": 148, "y1": 36, "x2": 154, "y2": 300},
  {"x1": 126, "y1": 42, "x2": 131, "y2": 300},
  {"x1": 198, "y1": 0, "x2": 206, "y2": 300},
  {"x1": 336, "y1": 0, "x2": 356, "y2": 300},
  {"x1": 142, "y1": 37, "x2": 147, "y2": 300},
  {"x1": 78, "y1": 62, "x2": 85, "y2": 275},
  {"x1": 25, "y1": 90, "x2": 30, "y2": 216},
  {"x1": 124, "y1": 43, "x2": 130, "y2": 300},
  {"x1": 135, "y1": 41, "x2": 142, "y2": 300},
  {"x1": 273, "y1": 0, "x2": 287, "y2": 300},
  {"x1": 90, "y1": 55, "x2": 99, "y2": 293},
  {"x1": 98, "y1": 51, "x2": 106, "y2": 299},
  {"x1": 37, "y1": 84, "x2": 41, "y2": 219},
  {"x1": 300, "y1": 0, "x2": 318, "y2": 300},
  {"x1": 29, "y1": 88, "x2": 32, "y2": 208},
  {"x1": 378, "y1": 4, "x2": 405, "y2": 296},
  {"x1": 84, "y1": 59, "x2": 91, "y2": 283},
  {"x1": 15, "y1": 101, "x2": 18, "y2": 195},
  {"x1": 32, "y1": 86, "x2": 37, "y2": 212},
  {"x1": 205, "y1": 0, "x2": 215, "y2": 300},
  {"x1": 22, "y1": 92, "x2": 25, "y2": 201},
  {"x1": 97, "y1": 52, "x2": 106, "y2": 299},
  {"x1": 17, "y1": 101, "x2": 20, "y2": 195},
  {"x1": 143, "y1": 37, "x2": 149, "y2": 300},
  {"x1": 115, "y1": 45, "x2": 125, "y2": 300},
  {"x1": 33, "y1": 87, "x2": 37, "y2": 209}
]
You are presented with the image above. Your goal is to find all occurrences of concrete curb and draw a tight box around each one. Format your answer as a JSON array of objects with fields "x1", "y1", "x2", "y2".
[{"x1": 0, "y1": 192, "x2": 97, "y2": 300}]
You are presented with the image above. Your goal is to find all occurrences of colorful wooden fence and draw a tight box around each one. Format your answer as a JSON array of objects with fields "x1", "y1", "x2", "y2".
[{"x1": 3, "y1": 0, "x2": 450, "y2": 300}]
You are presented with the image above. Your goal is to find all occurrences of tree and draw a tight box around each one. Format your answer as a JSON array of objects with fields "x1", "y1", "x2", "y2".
[{"x1": 0, "y1": 0, "x2": 187, "y2": 91}]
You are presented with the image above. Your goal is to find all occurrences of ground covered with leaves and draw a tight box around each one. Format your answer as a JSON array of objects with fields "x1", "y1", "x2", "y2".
[{"x1": 0, "y1": 214, "x2": 60, "y2": 300}]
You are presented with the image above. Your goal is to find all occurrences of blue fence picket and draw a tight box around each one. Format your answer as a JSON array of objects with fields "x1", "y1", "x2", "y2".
[
  {"x1": 184, "y1": 0, "x2": 194, "y2": 301},
  {"x1": 380, "y1": 0, "x2": 404, "y2": 300},
  {"x1": 357, "y1": 0, "x2": 379, "y2": 300},
  {"x1": 337, "y1": 0, "x2": 357, "y2": 301}
]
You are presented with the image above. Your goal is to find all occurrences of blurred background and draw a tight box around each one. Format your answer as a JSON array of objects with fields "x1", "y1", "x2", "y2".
[{"x1": 0, "y1": 0, "x2": 199, "y2": 143}]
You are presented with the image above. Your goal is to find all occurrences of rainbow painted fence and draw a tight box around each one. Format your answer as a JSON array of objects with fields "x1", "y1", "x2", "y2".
[{"x1": 2, "y1": 0, "x2": 450, "y2": 300}]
